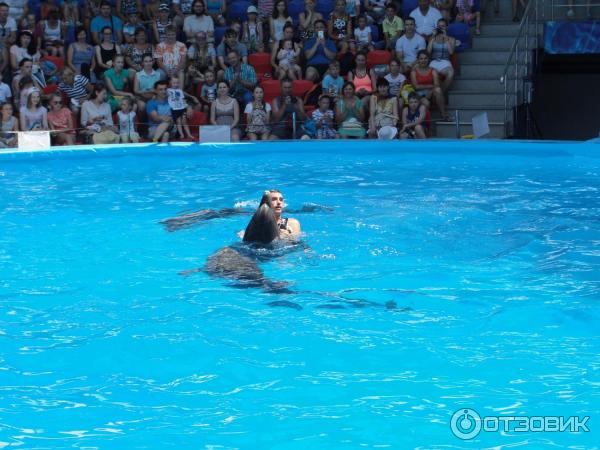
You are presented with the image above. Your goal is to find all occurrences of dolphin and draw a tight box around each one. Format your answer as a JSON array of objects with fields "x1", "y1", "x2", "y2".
[{"x1": 203, "y1": 246, "x2": 293, "y2": 294}]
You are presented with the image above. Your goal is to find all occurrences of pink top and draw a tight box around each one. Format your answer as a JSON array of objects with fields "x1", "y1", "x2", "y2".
[{"x1": 48, "y1": 107, "x2": 75, "y2": 134}]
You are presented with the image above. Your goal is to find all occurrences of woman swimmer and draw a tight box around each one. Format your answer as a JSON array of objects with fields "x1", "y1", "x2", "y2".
[{"x1": 243, "y1": 189, "x2": 301, "y2": 242}]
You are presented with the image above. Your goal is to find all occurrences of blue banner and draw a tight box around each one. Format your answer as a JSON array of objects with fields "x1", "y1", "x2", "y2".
[{"x1": 544, "y1": 21, "x2": 600, "y2": 54}]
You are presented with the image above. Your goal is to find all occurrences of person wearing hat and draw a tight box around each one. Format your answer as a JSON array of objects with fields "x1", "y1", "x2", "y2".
[
  {"x1": 184, "y1": 0, "x2": 215, "y2": 44},
  {"x1": 242, "y1": 5, "x2": 264, "y2": 53},
  {"x1": 152, "y1": 3, "x2": 173, "y2": 44},
  {"x1": 90, "y1": 1, "x2": 123, "y2": 45}
]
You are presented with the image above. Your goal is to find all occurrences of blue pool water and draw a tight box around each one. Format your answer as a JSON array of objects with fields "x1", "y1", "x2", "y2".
[{"x1": 0, "y1": 140, "x2": 599, "y2": 449}]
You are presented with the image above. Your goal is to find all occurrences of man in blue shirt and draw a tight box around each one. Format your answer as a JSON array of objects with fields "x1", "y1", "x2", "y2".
[
  {"x1": 91, "y1": 1, "x2": 123, "y2": 45},
  {"x1": 303, "y1": 20, "x2": 337, "y2": 82},
  {"x1": 223, "y1": 50, "x2": 256, "y2": 105},
  {"x1": 146, "y1": 80, "x2": 173, "y2": 142}
]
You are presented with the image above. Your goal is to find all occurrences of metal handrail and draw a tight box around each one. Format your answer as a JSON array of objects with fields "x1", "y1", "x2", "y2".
[{"x1": 499, "y1": 0, "x2": 541, "y2": 137}]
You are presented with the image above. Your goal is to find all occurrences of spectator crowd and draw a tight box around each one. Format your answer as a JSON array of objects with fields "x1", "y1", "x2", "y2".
[{"x1": 0, "y1": 0, "x2": 484, "y2": 146}]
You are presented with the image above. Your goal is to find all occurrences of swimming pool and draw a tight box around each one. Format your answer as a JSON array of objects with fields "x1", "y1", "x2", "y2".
[{"x1": 0, "y1": 140, "x2": 598, "y2": 448}]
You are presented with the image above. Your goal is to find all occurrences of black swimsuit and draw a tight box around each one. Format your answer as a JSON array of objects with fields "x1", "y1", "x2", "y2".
[{"x1": 278, "y1": 217, "x2": 292, "y2": 234}]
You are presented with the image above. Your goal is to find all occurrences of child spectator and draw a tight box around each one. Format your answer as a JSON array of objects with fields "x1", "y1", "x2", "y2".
[
  {"x1": 152, "y1": 4, "x2": 172, "y2": 44},
  {"x1": 47, "y1": 93, "x2": 76, "y2": 145},
  {"x1": 400, "y1": 92, "x2": 427, "y2": 139},
  {"x1": 117, "y1": 97, "x2": 139, "y2": 143},
  {"x1": 0, "y1": 102, "x2": 18, "y2": 148},
  {"x1": 244, "y1": 85, "x2": 271, "y2": 140},
  {"x1": 200, "y1": 69, "x2": 217, "y2": 112},
  {"x1": 353, "y1": 15, "x2": 374, "y2": 53},
  {"x1": 276, "y1": 38, "x2": 301, "y2": 80},
  {"x1": 242, "y1": 6, "x2": 264, "y2": 54},
  {"x1": 312, "y1": 95, "x2": 338, "y2": 139},
  {"x1": 167, "y1": 75, "x2": 196, "y2": 140},
  {"x1": 270, "y1": 0, "x2": 292, "y2": 43},
  {"x1": 20, "y1": 89, "x2": 48, "y2": 131},
  {"x1": 322, "y1": 61, "x2": 344, "y2": 98},
  {"x1": 384, "y1": 59, "x2": 407, "y2": 110},
  {"x1": 382, "y1": 4, "x2": 404, "y2": 51}
]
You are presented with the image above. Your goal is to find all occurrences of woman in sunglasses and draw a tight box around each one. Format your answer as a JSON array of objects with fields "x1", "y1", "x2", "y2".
[{"x1": 47, "y1": 93, "x2": 76, "y2": 145}]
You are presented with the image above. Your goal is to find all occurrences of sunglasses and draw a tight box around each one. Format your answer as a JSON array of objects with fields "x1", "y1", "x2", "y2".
[{"x1": 52, "y1": 100, "x2": 62, "y2": 104}]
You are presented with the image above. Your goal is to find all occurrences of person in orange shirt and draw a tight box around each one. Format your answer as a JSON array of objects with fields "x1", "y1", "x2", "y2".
[{"x1": 153, "y1": 25, "x2": 187, "y2": 85}]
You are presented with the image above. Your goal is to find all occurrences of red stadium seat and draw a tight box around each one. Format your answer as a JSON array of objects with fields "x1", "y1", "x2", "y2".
[
  {"x1": 248, "y1": 52, "x2": 273, "y2": 82},
  {"x1": 292, "y1": 79, "x2": 314, "y2": 98},
  {"x1": 366, "y1": 50, "x2": 392, "y2": 70},
  {"x1": 42, "y1": 55, "x2": 65, "y2": 71},
  {"x1": 260, "y1": 79, "x2": 281, "y2": 104}
]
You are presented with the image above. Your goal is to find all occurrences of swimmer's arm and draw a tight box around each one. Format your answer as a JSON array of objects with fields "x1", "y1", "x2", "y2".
[{"x1": 287, "y1": 218, "x2": 301, "y2": 235}]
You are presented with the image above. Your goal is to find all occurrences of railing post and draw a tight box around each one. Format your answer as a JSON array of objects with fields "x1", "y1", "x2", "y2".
[
  {"x1": 292, "y1": 112, "x2": 297, "y2": 139},
  {"x1": 513, "y1": 43, "x2": 519, "y2": 136},
  {"x1": 551, "y1": 0, "x2": 554, "y2": 20},
  {"x1": 503, "y1": 78, "x2": 508, "y2": 138},
  {"x1": 455, "y1": 110, "x2": 460, "y2": 139},
  {"x1": 525, "y1": 13, "x2": 529, "y2": 71}
]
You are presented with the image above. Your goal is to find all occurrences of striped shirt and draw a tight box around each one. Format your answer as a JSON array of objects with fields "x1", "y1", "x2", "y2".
[{"x1": 58, "y1": 74, "x2": 89, "y2": 101}]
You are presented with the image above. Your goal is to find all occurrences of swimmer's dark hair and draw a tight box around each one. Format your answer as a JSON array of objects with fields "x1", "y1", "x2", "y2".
[{"x1": 243, "y1": 203, "x2": 279, "y2": 244}]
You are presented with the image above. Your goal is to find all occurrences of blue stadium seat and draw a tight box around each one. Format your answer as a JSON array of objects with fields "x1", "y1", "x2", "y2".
[
  {"x1": 402, "y1": 0, "x2": 418, "y2": 19},
  {"x1": 316, "y1": 0, "x2": 335, "y2": 21},
  {"x1": 227, "y1": 1, "x2": 251, "y2": 23},
  {"x1": 370, "y1": 25, "x2": 385, "y2": 50},
  {"x1": 447, "y1": 22, "x2": 471, "y2": 52},
  {"x1": 288, "y1": 0, "x2": 305, "y2": 23},
  {"x1": 214, "y1": 26, "x2": 228, "y2": 45}
]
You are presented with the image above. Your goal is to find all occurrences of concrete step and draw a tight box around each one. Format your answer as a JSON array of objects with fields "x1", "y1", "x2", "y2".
[
  {"x1": 459, "y1": 63, "x2": 526, "y2": 79},
  {"x1": 459, "y1": 50, "x2": 527, "y2": 65},
  {"x1": 448, "y1": 91, "x2": 515, "y2": 107},
  {"x1": 451, "y1": 78, "x2": 506, "y2": 91},
  {"x1": 435, "y1": 122, "x2": 506, "y2": 139},
  {"x1": 472, "y1": 36, "x2": 515, "y2": 50},
  {"x1": 446, "y1": 107, "x2": 506, "y2": 123},
  {"x1": 479, "y1": 22, "x2": 521, "y2": 36}
]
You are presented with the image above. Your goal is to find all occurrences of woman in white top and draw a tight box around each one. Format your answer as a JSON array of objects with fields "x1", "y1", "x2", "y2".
[
  {"x1": 41, "y1": 10, "x2": 65, "y2": 57},
  {"x1": 269, "y1": 0, "x2": 292, "y2": 43},
  {"x1": 80, "y1": 84, "x2": 120, "y2": 144},
  {"x1": 10, "y1": 30, "x2": 41, "y2": 72}
]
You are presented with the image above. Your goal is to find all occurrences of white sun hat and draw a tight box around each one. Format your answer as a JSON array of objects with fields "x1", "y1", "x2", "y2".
[{"x1": 377, "y1": 126, "x2": 398, "y2": 140}]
